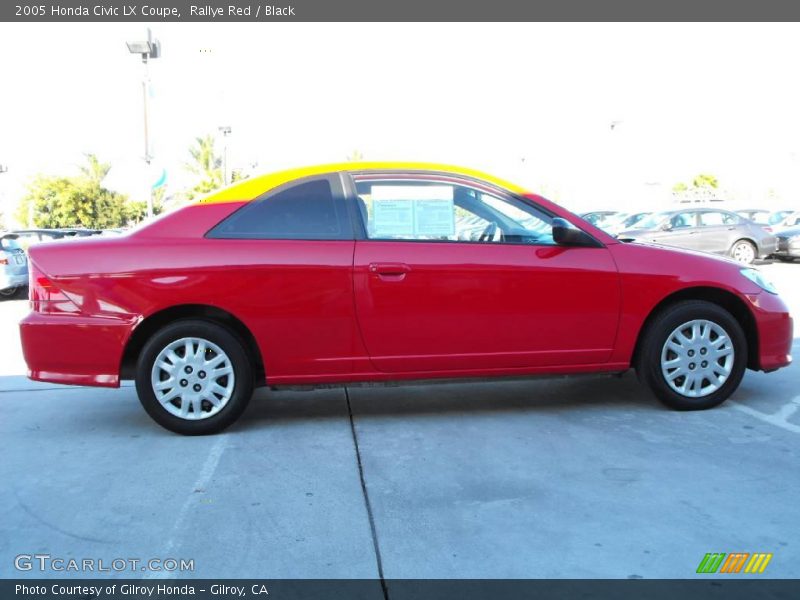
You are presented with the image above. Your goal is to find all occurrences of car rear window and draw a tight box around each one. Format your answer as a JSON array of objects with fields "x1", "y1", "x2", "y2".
[
  {"x1": 208, "y1": 177, "x2": 349, "y2": 240},
  {"x1": 0, "y1": 237, "x2": 22, "y2": 251}
]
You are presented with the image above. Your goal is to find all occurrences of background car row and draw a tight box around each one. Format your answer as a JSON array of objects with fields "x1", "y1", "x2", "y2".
[
  {"x1": 0, "y1": 227, "x2": 122, "y2": 298},
  {"x1": 581, "y1": 208, "x2": 800, "y2": 264}
]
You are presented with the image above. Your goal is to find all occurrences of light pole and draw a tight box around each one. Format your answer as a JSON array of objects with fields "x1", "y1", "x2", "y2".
[
  {"x1": 218, "y1": 126, "x2": 231, "y2": 185},
  {"x1": 127, "y1": 29, "x2": 161, "y2": 218}
]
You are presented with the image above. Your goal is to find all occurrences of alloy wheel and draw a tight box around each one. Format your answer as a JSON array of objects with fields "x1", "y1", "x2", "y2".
[
  {"x1": 732, "y1": 241, "x2": 755, "y2": 264},
  {"x1": 660, "y1": 319, "x2": 734, "y2": 398},
  {"x1": 150, "y1": 337, "x2": 235, "y2": 420}
]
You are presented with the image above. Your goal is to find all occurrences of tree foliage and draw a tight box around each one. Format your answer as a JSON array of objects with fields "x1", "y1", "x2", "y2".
[
  {"x1": 15, "y1": 155, "x2": 140, "y2": 229},
  {"x1": 185, "y1": 135, "x2": 223, "y2": 200},
  {"x1": 672, "y1": 173, "x2": 721, "y2": 201}
]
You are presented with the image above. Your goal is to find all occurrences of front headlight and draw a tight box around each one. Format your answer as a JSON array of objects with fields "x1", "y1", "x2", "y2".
[{"x1": 740, "y1": 268, "x2": 778, "y2": 294}]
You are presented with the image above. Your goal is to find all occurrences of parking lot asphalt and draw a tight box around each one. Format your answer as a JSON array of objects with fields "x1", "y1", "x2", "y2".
[{"x1": 1, "y1": 263, "x2": 798, "y2": 581}]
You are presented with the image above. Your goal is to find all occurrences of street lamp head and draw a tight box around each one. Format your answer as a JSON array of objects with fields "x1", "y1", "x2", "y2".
[
  {"x1": 126, "y1": 40, "x2": 152, "y2": 55},
  {"x1": 126, "y1": 28, "x2": 161, "y2": 62}
]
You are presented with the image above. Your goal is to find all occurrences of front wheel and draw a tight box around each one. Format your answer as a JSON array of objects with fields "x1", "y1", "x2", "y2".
[
  {"x1": 635, "y1": 300, "x2": 747, "y2": 410},
  {"x1": 135, "y1": 320, "x2": 254, "y2": 435},
  {"x1": 0, "y1": 286, "x2": 19, "y2": 299}
]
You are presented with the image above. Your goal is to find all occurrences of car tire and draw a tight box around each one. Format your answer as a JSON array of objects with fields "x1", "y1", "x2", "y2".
[
  {"x1": 730, "y1": 239, "x2": 757, "y2": 264},
  {"x1": 635, "y1": 300, "x2": 747, "y2": 411},
  {"x1": 776, "y1": 256, "x2": 796, "y2": 263},
  {"x1": 135, "y1": 319, "x2": 254, "y2": 435},
  {"x1": 0, "y1": 286, "x2": 18, "y2": 299}
]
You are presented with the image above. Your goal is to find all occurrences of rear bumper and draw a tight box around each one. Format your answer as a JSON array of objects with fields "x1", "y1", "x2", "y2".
[
  {"x1": 0, "y1": 271, "x2": 28, "y2": 292},
  {"x1": 19, "y1": 312, "x2": 135, "y2": 387},
  {"x1": 758, "y1": 238, "x2": 779, "y2": 257},
  {"x1": 748, "y1": 292, "x2": 793, "y2": 371}
]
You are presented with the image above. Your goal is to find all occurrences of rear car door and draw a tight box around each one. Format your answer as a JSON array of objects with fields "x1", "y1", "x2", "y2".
[
  {"x1": 696, "y1": 210, "x2": 738, "y2": 255},
  {"x1": 349, "y1": 174, "x2": 621, "y2": 373}
]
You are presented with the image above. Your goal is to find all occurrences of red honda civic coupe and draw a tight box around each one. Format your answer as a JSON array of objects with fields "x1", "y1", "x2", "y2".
[{"x1": 20, "y1": 162, "x2": 793, "y2": 435}]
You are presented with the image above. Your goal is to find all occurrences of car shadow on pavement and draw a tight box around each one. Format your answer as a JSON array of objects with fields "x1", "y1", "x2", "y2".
[{"x1": 239, "y1": 371, "x2": 654, "y2": 430}]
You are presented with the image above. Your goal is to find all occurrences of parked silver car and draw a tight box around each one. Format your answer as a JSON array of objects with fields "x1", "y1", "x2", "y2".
[
  {"x1": 617, "y1": 208, "x2": 778, "y2": 264},
  {"x1": 0, "y1": 234, "x2": 28, "y2": 298},
  {"x1": 774, "y1": 226, "x2": 800, "y2": 262}
]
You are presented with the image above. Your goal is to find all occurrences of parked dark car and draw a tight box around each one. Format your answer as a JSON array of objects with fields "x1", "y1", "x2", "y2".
[
  {"x1": 617, "y1": 208, "x2": 778, "y2": 264},
  {"x1": 777, "y1": 212, "x2": 800, "y2": 230},
  {"x1": 774, "y1": 226, "x2": 800, "y2": 262}
]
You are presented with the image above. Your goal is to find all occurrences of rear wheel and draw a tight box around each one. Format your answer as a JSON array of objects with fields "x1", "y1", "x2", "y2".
[
  {"x1": 135, "y1": 320, "x2": 254, "y2": 435},
  {"x1": 635, "y1": 301, "x2": 747, "y2": 410},
  {"x1": 730, "y1": 239, "x2": 756, "y2": 264},
  {"x1": 0, "y1": 286, "x2": 18, "y2": 298}
]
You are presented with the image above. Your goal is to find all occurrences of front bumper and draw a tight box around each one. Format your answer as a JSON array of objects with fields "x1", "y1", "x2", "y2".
[
  {"x1": 20, "y1": 312, "x2": 135, "y2": 387},
  {"x1": 748, "y1": 292, "x2": 793, "y2": 371}
]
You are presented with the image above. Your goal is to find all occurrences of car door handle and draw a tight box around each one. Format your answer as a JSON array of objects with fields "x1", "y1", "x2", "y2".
[{"x1": 369, "y1": 262, "x2": 411, "y2": 280}]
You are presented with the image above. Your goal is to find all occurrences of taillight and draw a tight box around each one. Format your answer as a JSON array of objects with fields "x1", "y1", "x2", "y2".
[
  {"x1": 0, "y1": 257, "x2": 7, "y2": 265},
  {"x1": 29, "y1": 262, "x2": 79, "y2": 313}
]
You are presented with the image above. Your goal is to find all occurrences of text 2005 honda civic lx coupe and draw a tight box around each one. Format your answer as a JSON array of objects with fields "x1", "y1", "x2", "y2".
[{"x1": 19, "y1": 163, "x2": 794, "y2": 434}]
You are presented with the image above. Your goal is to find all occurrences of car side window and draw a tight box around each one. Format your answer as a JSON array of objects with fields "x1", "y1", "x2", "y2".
[
  {"x1": 208, "y1": 176, "x2": 350, "y2": 240},
  {"x1": 353, "y1": 179, "x2": 555, "y2": 245},
  {"x1": 699, "y1": 212, "x2": 726, "y2": 226},
  {"x1": 671, "y1": 212, "x2": 696, "y2": 229}
]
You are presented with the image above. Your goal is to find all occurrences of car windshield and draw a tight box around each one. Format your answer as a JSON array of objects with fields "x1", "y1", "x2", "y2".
[
  {"x1": 771, "y1": 211, "x2": 793, "y2": 225},
  {"x1": 630, "y1": 211, "x2": 670, "y2": 229}
]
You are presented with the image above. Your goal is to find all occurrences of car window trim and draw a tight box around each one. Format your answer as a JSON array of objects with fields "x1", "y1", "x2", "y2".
[
  {"x1": 346, "y1": 173, "x2": 544, "y2": 246},
  {"x1": 343, "y1": 171, "x2": 605, "y2": 249}
]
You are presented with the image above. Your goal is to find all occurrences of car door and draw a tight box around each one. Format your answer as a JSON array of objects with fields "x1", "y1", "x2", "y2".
[
  {"x1": 205, "y1": 174, "x2": 360, "y2": 379},
  {"x1": 647, "y1": 211, "x2": 701, "y2": 250},
  {"x1": 349, "y1": 174, "x2": 621, "y2": 373},
  {"x1": 696, "y1": 210, "x2": 737, "y2": 255}
]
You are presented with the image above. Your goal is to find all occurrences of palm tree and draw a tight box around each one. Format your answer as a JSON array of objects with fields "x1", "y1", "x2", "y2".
[
  {"x1": 185, "y1": 135, "x2": 223, "y2": 199},
  {"x1": 79, "y1": 153, "x2": 111, "y2": 185}
]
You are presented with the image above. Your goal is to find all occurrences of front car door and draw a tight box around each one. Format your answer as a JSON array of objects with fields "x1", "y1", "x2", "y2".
[
  {"x1": 349, "y1": 173, "x2": 621, "y2": 373},
  {"x1": 647, "y1": 210, "x2": 701, "y2": 250}
]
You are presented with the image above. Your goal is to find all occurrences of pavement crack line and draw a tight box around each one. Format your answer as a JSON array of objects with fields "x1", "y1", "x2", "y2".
[
  {"x1": 145, "y1": 434, "x2": 229, "y2": 580},
  {"x1": 345, "y1": 386, "x2": 389, "y2": 600}
]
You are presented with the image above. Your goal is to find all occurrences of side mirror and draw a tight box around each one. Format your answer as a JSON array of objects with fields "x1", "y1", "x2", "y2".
[
  {"x1": 552, "y1": 218, "x2": 597, "y2": 247},
  {"x1": 660, "y1": 222, "x2": 672, "y2": 231}
]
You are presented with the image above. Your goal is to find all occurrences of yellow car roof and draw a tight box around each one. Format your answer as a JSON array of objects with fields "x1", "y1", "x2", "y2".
[{"x1": 199, "y1": 161, "x2": 528, "y2": 204}]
